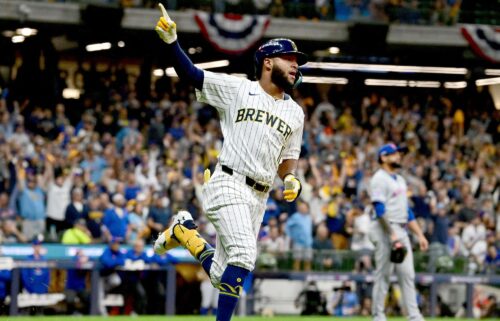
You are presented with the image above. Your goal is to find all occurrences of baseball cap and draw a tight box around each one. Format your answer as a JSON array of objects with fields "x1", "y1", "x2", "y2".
[
  {"x1": 32, "y1": 234, "x2": 44, "y2": 245},
  {"x1": 378, "y1": 143, "x2": 408, "y2": 158},
  {"x1": 110, "y1": 236, "x2": 124, "y2": 244}
]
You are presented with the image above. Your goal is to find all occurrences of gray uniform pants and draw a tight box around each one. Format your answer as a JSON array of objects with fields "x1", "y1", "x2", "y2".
[{"x1": 369, "y1": 221, "x2": 424, "y2": 321}]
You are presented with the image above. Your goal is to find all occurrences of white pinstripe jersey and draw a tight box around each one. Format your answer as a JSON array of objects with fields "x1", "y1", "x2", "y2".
[
  {"x1": 196, "y1": 71, "x2": 304, "y2": 185},
  {"x1": 369, "y1": 169, "x2": 409, "y2": 223}
]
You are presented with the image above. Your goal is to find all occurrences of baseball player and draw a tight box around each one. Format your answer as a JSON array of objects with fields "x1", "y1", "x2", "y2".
[
  {"x1": 153, "y1": 4, "x2": 305, "y2": 321},
  {"x1": 369, "y1": 143, "x2": 429, "y2": 321}
]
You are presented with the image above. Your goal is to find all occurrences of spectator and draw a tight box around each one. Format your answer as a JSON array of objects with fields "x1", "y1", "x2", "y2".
[
  {"x1": 80, "y1": 145, "x2": 107, "y2": 184},
  {"x1": 45, "y1": 161, "x2": 74, "y2": 234},
  {"x1": 85, "y1": 196, "x2": 104, "y2": 242},
  {"x1": 461, "y1": 214, "x2": 487, "y2": 272},
  {"x1": 21, "y1": 237, "x2": 50, "y2": 294},
  {"x1": 64, "y1": 187, "x2": 89, "y2": 228},
  {"x1": 102, "y1": 193, "x2": 129, "y2": 241},
  {"x1": 430, "y1": 203, "x2": 450, "y2": 246},
  {"x1": 65, "y1": 250, "x2": 90, "y2": 315},
  {"x1": 0, "y1": 219, "x2": 27, "y2": 243},
  {"x1": 16, "y1": 169, "x2": 46, "y2": 241},
  {"x1": 447, "y1": 222, "x2": 462, "y2": 257},
  {"x1": 312, "y1": 223, "x2": 334, "y2": 269},
  {"x1": 286, "y1": 201, "x2": 313, "y2": 271},
  {"x1": 484, "y1": 244, "x2": 499, "y2": 274},
  {"x1": 346, "y1": 202, "x2": 374, "y2": 272},
  {"x1": 147, "y1": 194, "x2": 171, "y2": 240},
  {"x1": 61, "y1": 219, "x2": 92, "y2": 245},
  {"x1": 0, "y1": 192, "x2": 16, "y2": 221},
  {"x1": 127, "y1": 199, "x2": 150, "y2": 244}
]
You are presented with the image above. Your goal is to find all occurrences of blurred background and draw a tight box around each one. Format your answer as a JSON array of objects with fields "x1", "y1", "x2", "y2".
[{"x1": 0, "y1": 0, "x2": 498, "y2": 318}]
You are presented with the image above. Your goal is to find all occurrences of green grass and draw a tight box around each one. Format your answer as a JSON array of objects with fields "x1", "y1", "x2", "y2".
[{"x1": 0, "y1": 317, "x2": 480, "y2": 321}]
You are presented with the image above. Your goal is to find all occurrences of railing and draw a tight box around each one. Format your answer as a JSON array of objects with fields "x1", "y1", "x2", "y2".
[
  {"x1": 4, "y1": 259, "x2": 177, "y2": 316},
  {"x1": 2, "y1": 256, "x2": 499, "y2": 316},
  {"x1": 256, "y1": 249, "x2": 493, "y2": 275},
  {"x1": 251, "y1": 270, "x2": 500, "y2": 318}
]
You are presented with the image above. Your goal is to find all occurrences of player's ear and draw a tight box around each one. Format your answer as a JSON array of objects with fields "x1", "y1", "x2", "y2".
[{"x1": 263, "y1": 57, "x2": 272, "y2": 72}]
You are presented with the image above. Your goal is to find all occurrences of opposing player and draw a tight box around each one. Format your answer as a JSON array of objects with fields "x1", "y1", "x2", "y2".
[
  {"x1": 154, "y1": 4, "x2": 306, "y2": 320},
  {"x1": 368, "y1": 143, "x2": 429, "y2": 321}
]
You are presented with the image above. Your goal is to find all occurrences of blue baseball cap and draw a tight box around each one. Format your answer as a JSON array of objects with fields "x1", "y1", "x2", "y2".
[
  {"x1": 110, "y1": 236, "x2": 124, "y2": 244},
  {"x1": 378, "y1": 143, "x2": 408, "y2": 158},
  {"x1": 32, "y1": 235, "x2": 43, "y2": 245}
]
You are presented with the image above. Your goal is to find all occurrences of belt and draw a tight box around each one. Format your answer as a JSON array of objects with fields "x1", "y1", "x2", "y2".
[
  {"x1": 221, "y1": 165, "x2": 270, "y2": 193},
  {"x1": 389, "y1": 222, "x2": 407, "y2": 228}
]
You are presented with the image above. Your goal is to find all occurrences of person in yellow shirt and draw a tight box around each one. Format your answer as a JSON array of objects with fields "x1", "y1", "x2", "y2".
[{"x1": 61, "y1": 219, "x2": 92, "y2": 244}]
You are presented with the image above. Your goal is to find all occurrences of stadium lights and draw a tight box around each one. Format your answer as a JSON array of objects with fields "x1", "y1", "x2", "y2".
[
  {"x1": 328, "y1": 47, "x2": 340, "y2": 54},
  {"x1": 62, "y1": 88, "x2": 81, "y2": 99},
  {"x1": 153, "y1": 69, "x2": 164, "y2": 77},
  {"x1": 16, "y1": 28, "x2": 37, "y2": 37},
  {"x1": 305, "y1": 62, "x2": 467, "y2": 75},
  {"x1": 165, "y1": 60, "x2": 230, "y2": 77},
  {"x1": 365, "y1": 79, "x2": 441, "y2": 88},
  {"x1": 485, "y1": 69, "x2": 500, "y2": 76},
  {"x1": 444, "y1": 81, "x2": 467, "y2": 89},
  {"x1": 11, "y1": 35, "x2": 25, "y2": 43},
  {"x1": 85, "y1": 42, "x2": 112, "y2": 52},
  {"x1": 408, "y1": 81, "x2": 441, "y2": 88},
  {"x1": 302, "y1": 76, "x2": 348, "y2": 85},
  {"x1": 476, "y1": 77, "x2": 500, "y2": 87}
]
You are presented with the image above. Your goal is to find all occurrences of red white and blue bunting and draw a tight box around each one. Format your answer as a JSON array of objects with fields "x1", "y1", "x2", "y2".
[
  {"x1": 461, "y1": 24, "x2": 500, "y2": 63},
  {"x1": 194, "y1": 12, "x2": 270, "y2": 55}
]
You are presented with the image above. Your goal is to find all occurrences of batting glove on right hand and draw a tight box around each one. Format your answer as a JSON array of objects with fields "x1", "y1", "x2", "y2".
[
  {"x1": 283, "y1": 174, "x2": 302, "y2": 202},
  {"x1": 155, "y1": 3, "x2": 177, "y2": 44}
]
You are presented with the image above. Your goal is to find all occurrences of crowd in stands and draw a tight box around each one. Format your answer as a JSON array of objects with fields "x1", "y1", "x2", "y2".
[
  {"x1": 0, "y1": 54, "x2": 498, "y2": 315},
  {"x1": 34, "y1": 0, "x2": 463, "y2": 25},
  {"x1": 0, "y1": 58, "x2": 498, "y2": 276}
]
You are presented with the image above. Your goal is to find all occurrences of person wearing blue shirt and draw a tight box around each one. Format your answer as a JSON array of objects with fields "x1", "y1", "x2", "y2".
[
  {"x1": 65, "y1": 250, "x2": 90, "y2": 314},
  {"x1": 330, "y1": 282, "x2": 360, "y2": 316},
  {"x1": 21, "y1": 238, "x2": 50, "y2": 294},
  {"x1": 17, "y1": 172, "x2": 46, "y2": 241},
  {"x1": 285, "y1": 201, "x2": 313, "y2": 271},
  {"x1": 102, "y1": 194, "x2": 129, "y2": 240},
  {"x1": 98, "y1": 237, "x2": 125, "y2": 315},
  {"x1": 80, "y1": 146, "x2": 108, "y2": 184},
  {"x1": 0, "y1": 268, "x2": 11, "y2": 314}
]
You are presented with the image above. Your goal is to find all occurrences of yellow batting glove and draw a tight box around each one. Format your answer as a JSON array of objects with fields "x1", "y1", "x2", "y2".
[
  {"x1": 203, "y1": 168, "x2": 211, "y2": 184},
  {"x1": 155, "y1": 3, "x2": 177, "y2": 44},
  {"x1": 283, "y1": 174, "x2": 301, "y2": 202}
]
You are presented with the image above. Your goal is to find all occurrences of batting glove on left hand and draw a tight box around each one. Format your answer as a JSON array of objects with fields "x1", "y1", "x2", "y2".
[
  {"x1": 283, "y1": 174, "x2": 301, "y2": 202},
  {"x1": 155, "y1": 3, "x2": 177, "y2": 44}
]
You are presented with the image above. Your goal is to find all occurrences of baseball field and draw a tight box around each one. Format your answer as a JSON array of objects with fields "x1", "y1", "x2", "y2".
[{"x1": 0, "y1": 317, "x2": 480, "y2": 321}]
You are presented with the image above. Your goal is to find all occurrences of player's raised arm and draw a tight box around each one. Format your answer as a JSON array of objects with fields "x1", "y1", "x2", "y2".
[{"x1": 155, "y1": 3, "x2": 203, "y2": 90}]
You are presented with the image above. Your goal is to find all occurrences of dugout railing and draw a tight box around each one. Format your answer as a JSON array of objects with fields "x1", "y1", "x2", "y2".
[
  {"x1": 4, "y1": 259, "x2": 177, "y2": 316},
  {"x1": 3, "y1": 258, "x2": 500, "y2": 317}
]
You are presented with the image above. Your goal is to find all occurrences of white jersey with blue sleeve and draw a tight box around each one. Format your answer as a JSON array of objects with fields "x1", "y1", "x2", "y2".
[{"x1": 369, "y1": 169, "x2": 409, "y2": 223}]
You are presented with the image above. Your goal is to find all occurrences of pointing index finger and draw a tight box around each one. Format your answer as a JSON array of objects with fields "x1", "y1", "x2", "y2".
[{"x1": 158, "y1": 3, "x2": 172, "y2": 22}]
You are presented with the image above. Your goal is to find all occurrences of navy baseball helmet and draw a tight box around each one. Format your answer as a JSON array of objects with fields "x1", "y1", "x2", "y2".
[{"x1": 254, "y1": 38, "x2": 308, "y2": 85}]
